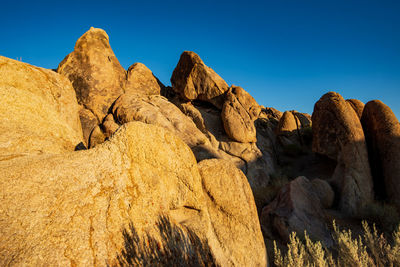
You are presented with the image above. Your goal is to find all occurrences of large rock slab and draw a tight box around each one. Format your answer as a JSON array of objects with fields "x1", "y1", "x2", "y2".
[
  {"x1": 361, "y1": 100, "x2": 400, "y2": 207},
  {"x1": 0, "y1": 56, "x2": 83, "y2": 155},
  {"x1": 171, "y1": 51, "x2": 229, "y2": 109},
  {"x1": 0, "y1": 122, "x2": 265, "y2": 266},
  {"x1": 57, "y1": 27, "x2": 126, "y2": 121},
  {"x1": 221, "y1": 86, "x2": 257, "y2": 143},
  {"x1": 260, "y1": 176, "x2": 333, "y2": 247},
  {"x1": 312, "y1": 92, "x2": 373, "y2": 215},
  {"x1": 198, "y1": 159, "x2": 267, "y2": 267},
  {"x1": 125, "y1": 62, "x2": 164, "y2": 95}
]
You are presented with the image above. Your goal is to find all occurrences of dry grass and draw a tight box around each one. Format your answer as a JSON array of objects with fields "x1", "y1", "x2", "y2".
[{"x1": 274, "y1": 221, "x2": 400, "y2": 267}]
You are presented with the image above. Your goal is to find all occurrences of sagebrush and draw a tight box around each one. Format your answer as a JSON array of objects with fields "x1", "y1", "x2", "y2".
[{"x1": 274, "y1": 221, "x2": 400, "y2": 267}]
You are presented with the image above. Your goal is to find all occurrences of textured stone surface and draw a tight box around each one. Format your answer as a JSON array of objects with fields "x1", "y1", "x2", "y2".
[
  {"x1": 88, "y1": 125, "x2": 106, "y2": 148},
  {"x1": 57, "y1": 27, "x2": 126, "y2": 121},
  {"x1": 276, "y1": 111, "x2": 301, "y2": 147},
  {"x1": 198, "y1": 159, "x2": 267, "y2": 267},
  {"x1": 260, "y1": 176, "x2": 333, "y2": 247},
  {"x1": 221, "y1": 87, "x2": 257, "y2": 143},
  {"x1": 361, "y1": 100, "x2": 400, "y2": 207},
  {"x1": 0, "y1": 122, "x2": 266, "y2": 266},
  {"x1": 0, "y1": 56, "x2": 83, "y2": 155},
  {"x1": 171, "y1": 51, "x2": 229, "y2": 109},
  {"x1": 112, "y1": 93, "x2": 210, "y2": 150},
  {"x1": 79, "y1": 107, "x2": 99, "y2": 146},
  {"x1": 312, "y1": 92, "x2": 373, "y2": 215},
  {"x1": 125, "y1": 62, "x2": 164, "y2": 95},
  {"x1": 346, "y1": 99, "x2": 365, "y2": 119},
  {"x1": 102, "y1": 114, "x2": 119, "y2": 138},
  {"x1": 311, "y1": 178, "x2": 335, "y2": 209}
]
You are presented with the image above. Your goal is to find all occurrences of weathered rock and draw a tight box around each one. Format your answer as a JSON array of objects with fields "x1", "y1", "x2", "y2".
[
  {"x1": 276, "y1": 111, "x2": 301, "y2": 147},
  {"x1": 198, "y1": 159, "x2": 267, "y2": 266},
  {"x1": 57, "y1": 27, "x2": 126, "y2": 121},
  {"x1": 178, "y1": 102, "x2": 209, "y2": 134},
  {"x1": 361, "y1": 100, "x2": 400, "y2": 206},
  {"x1": 79, "y1": 107, "x2": 99, "y2": 146},
  {"x1": 229, "y1": 85, "x2": 261, "y2": 119},
  {"x1": 221, "y1": 87, "x2": 257, "y2": 143},
  {"x1": 171, "y1": 51, "x2": 229, "y2": 109},
  {"x1": 112, "y1": 93, "x2": 210, "y2": 149},
  {"x1": 262, "y1": 107, "x2": 283, "y2": 122},
  {"x1": 312, "y1": 92, "x2": 373, "y2": 215},
  {"x1": 125, "y1": 62, "x2": 164, "y2": 95},
  {"x1": 311, "y1": 179, "x2": 335, "y2": 208},
  {"x1": 346, "y1": 99, "x2": 364, "y2": 119},
  {"x1": 0, "y1": 56, "x2": 83, "y2": 155},
  {"x1": 181, "y1": 101, "x2": 272, "y2": 202},
  {"x1": 276, "y1": 111, "x2": 299, "y2": 135},
  {"x1": 293, "y1": 111, "x2": 312, "y2": 128},
  {"x1": 260, "y1": 176, "x2": 333, "y2": 247},
  {"x1": 0, "y1": 122, "x2": 266, "y2": 266},
  {"x1": 102, "y1": 114, "x2": 119, "y2": 139},
  {"x1": 88, "y1": 125, "x2": 106, "y2": 148}
]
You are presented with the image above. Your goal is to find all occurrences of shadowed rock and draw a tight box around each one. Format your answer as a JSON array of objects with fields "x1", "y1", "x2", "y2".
[
  {"x1": 346, "y1": 99, "x2": 365, "y2": 119},
  {"x1": 260, "y1": 176, "x2": 333, "y2": 247},
  {"x1": 361, "y1": 100, "x2": 400, "y2": 207},
  {"x1": 79, "y1": 107, "x2": 99, "y2": 146},
  {"x1": 171, "y1": 51, "x2": 229, "y2": 109},
  {"x1": 57, "y1": 27, "x2": 126, "y2": 122},
  {"x1": 312, "y1": 92, "x2": 373, "y2": 215}
]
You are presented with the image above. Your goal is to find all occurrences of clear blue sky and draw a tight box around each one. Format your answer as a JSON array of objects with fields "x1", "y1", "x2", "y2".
[{"x1": 1, "y1": 0, "x2": 399, "y2": 118}]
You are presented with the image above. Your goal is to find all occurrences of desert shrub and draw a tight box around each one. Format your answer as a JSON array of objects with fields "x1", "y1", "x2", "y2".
[
  {"x1": 115, "y1": 216, "x2": 218, "y2": 267},
  {"x1": 274, "y1": 221, "x2": 400, "y2": 267}
]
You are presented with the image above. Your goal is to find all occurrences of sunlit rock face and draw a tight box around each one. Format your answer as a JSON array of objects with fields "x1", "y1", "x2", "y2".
[
  {"x1": 125, "y1": 62, "x2": 164, "y2": 95},
  {"x1": 312, "y1": 92, "x2": 374, "y2": 215},
  {"x1": 0, "y1": 56, "x2": 83, "y2": 155},
  {"x1": 0, "y1": 122, "x2": 267, "y2": 266},
  {"x1": 57, "y1": 27, "x2": 126, "y2": 122},
  {"x1": 361, "y1": 100, "x2": 400, "y2": 207},
  {"x1": 171, "y1": 51, "x2": 229, "y2": 109}
]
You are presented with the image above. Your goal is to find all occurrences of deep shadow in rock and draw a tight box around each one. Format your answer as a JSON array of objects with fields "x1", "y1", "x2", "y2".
[{"x1": 114, "y1": 216, "x2": 218, "y2": 267}]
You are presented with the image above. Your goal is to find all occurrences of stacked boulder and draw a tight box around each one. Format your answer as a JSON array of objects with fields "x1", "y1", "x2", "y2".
[{"x1": 0, "y1": 45, "x2": 267, "y2": 266}]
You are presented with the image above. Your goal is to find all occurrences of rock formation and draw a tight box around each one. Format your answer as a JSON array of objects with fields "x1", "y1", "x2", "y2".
[
  {"x1": 125, "y1": 62, "x2": 164, "y2": 95},
  {"x1": 312, "y1": 92, "x2": 374, "y2": 215},
  {"x1": 57, "y1": 27, "x2": 126, "y2": 122},
  {"x1": 221, "y1": 86, "x2": 258, "y2": 143},
  {"x1": 0, "y1": 56, "x2": 83, "y2": 155},
  {"x1": 0, "y1": 122, "x2": 267, "y2": 266},
  {"x1": 198, "y1": 159, "x2": 267, "y2": 266},
  {"x1": 171, "y1": 51, "x2": 229, "y2": 109},
  {"x1": 346, "y1": 99, "x2": 365, "y2": 119},
  {"x1": 111, "y1": 93, "x2": 213, "y2": 154},
  {"x1": 3, "y1": 26, "x2": 400, "y2": 266},
  {"x1": 260, "y1": 176, "x2": 333, "y2": 247},
  {"x1": 361, "y1": 100, "x2": 400, "y2": 207}
]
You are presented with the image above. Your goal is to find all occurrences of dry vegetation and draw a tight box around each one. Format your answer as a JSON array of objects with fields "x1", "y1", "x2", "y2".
[{"x1": 274, "y1": 221, "x2": 400, "y2": 267}]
